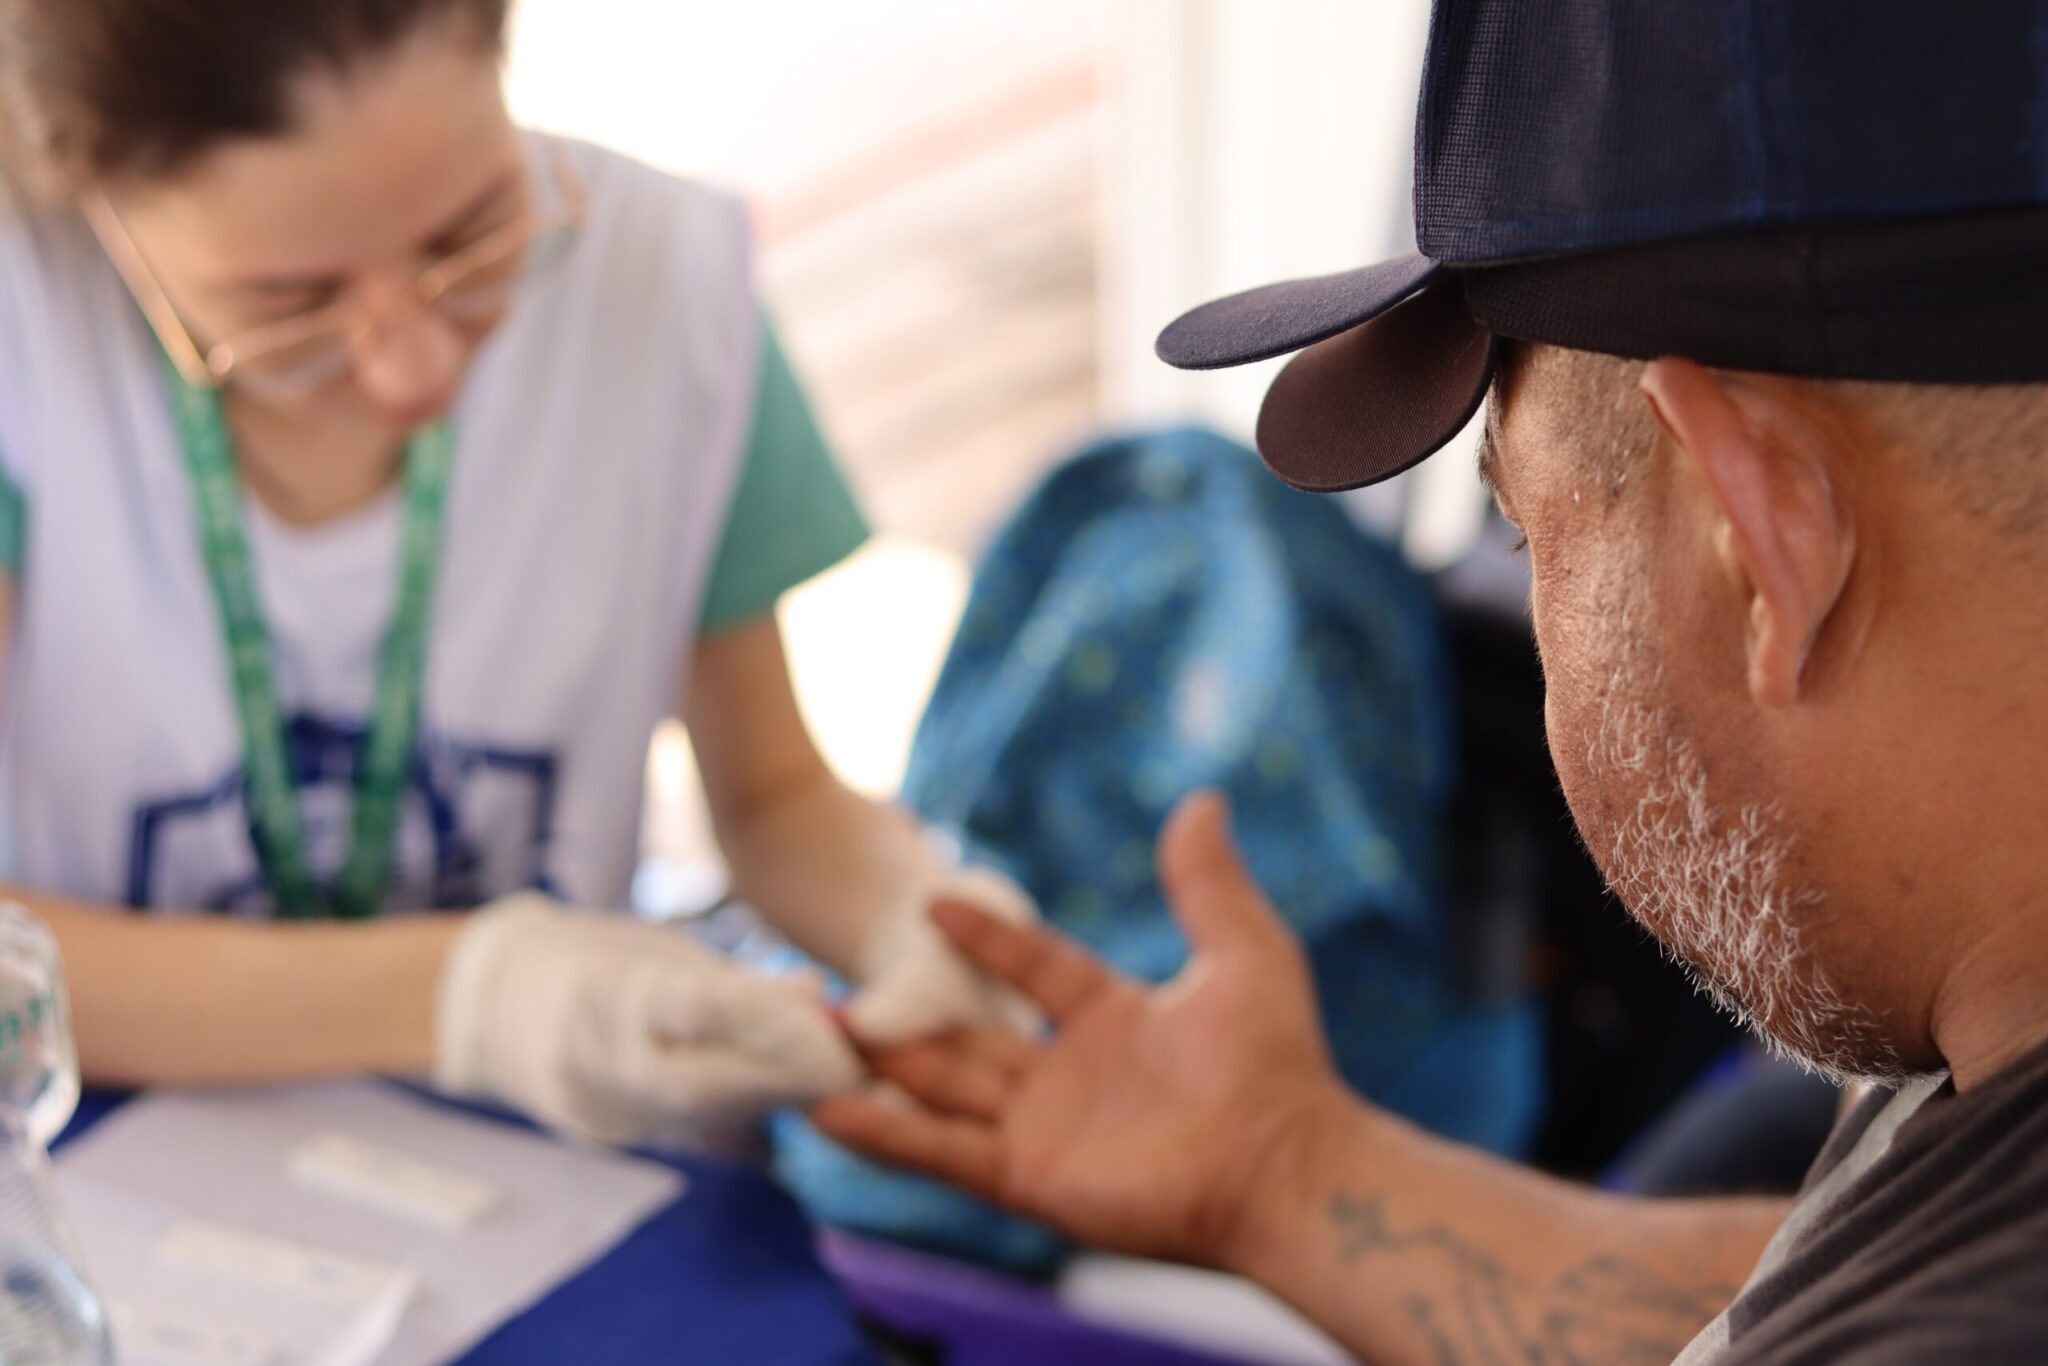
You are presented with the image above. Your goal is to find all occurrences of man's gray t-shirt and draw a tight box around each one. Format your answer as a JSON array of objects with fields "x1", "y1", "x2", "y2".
[{"x1": 1678, "y1": 1039, "x2": 2048, "y2": 1364}]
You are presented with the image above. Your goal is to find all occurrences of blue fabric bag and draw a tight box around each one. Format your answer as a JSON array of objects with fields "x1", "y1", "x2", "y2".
[{"x1": 774, "y1": 427, "x2": 1541, "y2": 1272}]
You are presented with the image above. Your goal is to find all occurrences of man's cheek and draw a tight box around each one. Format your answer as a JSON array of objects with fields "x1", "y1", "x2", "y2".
[
  {"x1": 1535, "y1": 630, "x2": 1621, "y2": 851},
  {"x1": 1543, "y1": 688, "x2": 1599, "y2": 834}
]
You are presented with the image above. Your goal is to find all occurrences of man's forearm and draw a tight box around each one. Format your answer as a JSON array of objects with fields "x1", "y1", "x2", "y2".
[{"x1": 1225, "y1": 1087, "x2": 1786, "y2": 1366}]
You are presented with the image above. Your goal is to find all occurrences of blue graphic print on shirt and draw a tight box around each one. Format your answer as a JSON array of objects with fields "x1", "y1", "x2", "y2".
[{"x1": 125, "y1": 713, "x2": 559, "y2": 915}]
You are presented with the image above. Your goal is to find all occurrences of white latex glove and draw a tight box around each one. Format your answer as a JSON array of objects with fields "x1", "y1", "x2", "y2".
[
  {"x1": 842, "y1": 866, "x2": 1044, "y2": 1047},
  {"x1": 436, "y1": 894, "x2": 863, "y2": 1151}
]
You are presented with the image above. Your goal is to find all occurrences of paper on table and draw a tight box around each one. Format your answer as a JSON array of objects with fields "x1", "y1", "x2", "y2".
[{"x1": 55, "y1": 1080, "x2": 683, "y2": 1366}]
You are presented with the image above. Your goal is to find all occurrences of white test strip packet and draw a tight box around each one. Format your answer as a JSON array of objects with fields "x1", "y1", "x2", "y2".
[
  {"x1": 156, "y1": 1221, "x2": 415, "y2": 1303},
  {"x1": 126, "y1": 1220, "x2": 418, "y2": 1366},
  {"x1": 286, "y1": 1131, "x2": 503, "y2": 1231},
  {"x1": 106, "y1": 1304, "x2": 278, "y2": 1366}
]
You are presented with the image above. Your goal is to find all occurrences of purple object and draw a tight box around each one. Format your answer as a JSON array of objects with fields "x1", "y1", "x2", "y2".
[{"x1": 819, "y1": 1230, "x2": 1286, "y2": 1366}]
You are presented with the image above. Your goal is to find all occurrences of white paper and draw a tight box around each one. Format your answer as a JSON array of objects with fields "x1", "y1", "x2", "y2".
[{"x1": 55, "y1": 1080, "x2": 683, "y2": 1366}]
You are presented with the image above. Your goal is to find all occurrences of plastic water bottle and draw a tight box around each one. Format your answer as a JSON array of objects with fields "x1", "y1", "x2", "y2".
[{"x1": 0, "y1": 904, "x2": 110, "y2": 1364}]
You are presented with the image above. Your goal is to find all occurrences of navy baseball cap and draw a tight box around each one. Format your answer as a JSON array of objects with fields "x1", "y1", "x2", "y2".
[{"x1": 1156, "y1": 1, "x2": 2048, "y2": 493}]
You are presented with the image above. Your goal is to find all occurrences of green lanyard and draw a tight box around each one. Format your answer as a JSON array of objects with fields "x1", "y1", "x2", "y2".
[{"x1": 168, "y1": 361, "x2": 454, "y2": 921}]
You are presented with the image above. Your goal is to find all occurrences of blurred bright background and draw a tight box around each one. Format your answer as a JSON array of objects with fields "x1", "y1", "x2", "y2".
[{"x1": 502, "y1": 0, "x2": 1472, "y2": 893}]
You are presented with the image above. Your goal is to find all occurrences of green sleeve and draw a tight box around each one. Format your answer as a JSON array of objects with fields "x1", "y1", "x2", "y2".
[
  {"x1": 696, "y1": 315, "x2": 870, "y2": 633},
  {"x1": 0, "y1": 464, "x2": 22, "y2": 577}
]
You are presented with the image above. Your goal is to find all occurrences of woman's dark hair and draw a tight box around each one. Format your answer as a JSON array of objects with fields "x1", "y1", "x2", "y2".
[{"x1": 0, "y1": 0, "x2": 511, "y2": 193}]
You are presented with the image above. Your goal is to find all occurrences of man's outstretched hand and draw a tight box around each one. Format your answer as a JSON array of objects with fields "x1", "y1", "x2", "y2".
[
  {"x1": 810, "y1": 792, "x2": 1350, "y2": 1267},
  {"x1": 819, "y1": 796, "x2": 1782, "y2": 1366}
]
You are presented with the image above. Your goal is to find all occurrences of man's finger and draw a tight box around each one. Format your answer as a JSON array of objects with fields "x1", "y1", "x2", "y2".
[
  {"x1": 951, "y1": 1025, "x2": 1037, "y2": 1075},
  {"x1": 866, "y1": 1036, "x2": 1021, "y2": 1122},
  {"x1": 930, "y1": 900, "x2": 1117, "y2": 1024},
  {"x1": 1158, "y1": 791, "x2": 1295, "y2": 957},
  {"x1": 810, "y1": 1095, "x2": 1005, "y2": 1197},
  {"x1": 859, "y1": 1024, "x2": 1034, "y2": 1075}
]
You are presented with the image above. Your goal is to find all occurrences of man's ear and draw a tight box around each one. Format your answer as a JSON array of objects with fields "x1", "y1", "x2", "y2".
[{"x1": 1639, "y1": 358, "x2": 1856, "y2": 709}]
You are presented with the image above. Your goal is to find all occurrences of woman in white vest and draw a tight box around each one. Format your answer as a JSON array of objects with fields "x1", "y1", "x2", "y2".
[{"x1": 0, "y1": 0, "x2": 1034, "y2": 1148}]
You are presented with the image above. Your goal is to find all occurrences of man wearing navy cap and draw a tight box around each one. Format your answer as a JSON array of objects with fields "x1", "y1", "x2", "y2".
[{"x1": 815, "y1": 2, "x2": 2048, "y2": 1360}]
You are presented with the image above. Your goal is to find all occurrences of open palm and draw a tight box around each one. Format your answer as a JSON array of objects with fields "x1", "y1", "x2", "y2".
[{"x1": 811, "y1": 793, "x2": 1347, "y2": 1265}]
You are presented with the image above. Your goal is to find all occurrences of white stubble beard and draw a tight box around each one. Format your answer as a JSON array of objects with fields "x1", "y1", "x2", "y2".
[{"x1": 1581, "y1": 609, "x2": 1912, "y2": 1087}]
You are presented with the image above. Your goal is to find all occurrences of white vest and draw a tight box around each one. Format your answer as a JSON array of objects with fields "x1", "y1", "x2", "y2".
[{"x1": 0, "y1": 135, "x2": 758, "y2": 914}]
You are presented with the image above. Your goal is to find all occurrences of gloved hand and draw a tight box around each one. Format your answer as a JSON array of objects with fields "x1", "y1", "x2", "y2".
[
  {"x1": 435, "y1": 894, "x2": 863, "y2": 1150},
  {"x1": 842, "y1": 867, "x2": 1044, "y2": 1046}
]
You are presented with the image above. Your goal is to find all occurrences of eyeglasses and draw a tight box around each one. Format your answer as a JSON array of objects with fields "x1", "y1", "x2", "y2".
[{"x1": 85, "y1": 144, "x2": 586, "y2": 401}]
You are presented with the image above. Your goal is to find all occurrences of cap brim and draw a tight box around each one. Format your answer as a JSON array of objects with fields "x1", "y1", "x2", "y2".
[
  {"x1": 1255, "y1": 278, "x2": 1498, "y2": 492},
  {"x1": 1154, "y1": 250, "x2": 1498, "y2": 493},
  {"x1": 1155, "y1": 251, "x2": 1444, "y2": 370}
]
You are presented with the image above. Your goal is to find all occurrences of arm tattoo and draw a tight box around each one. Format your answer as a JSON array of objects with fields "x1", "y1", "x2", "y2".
[
  {"x1": 1329, "y1": 1194, "x2": 1739, "y2": 1366},
  {"x1": 1406, "y1": 1295, "x2": 1464, "y2": 1366}
]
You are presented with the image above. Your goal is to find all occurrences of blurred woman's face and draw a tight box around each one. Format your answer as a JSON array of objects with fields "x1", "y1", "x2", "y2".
[{"x1": 110, "y1": 28, "x2": 525, "y2": 433}]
